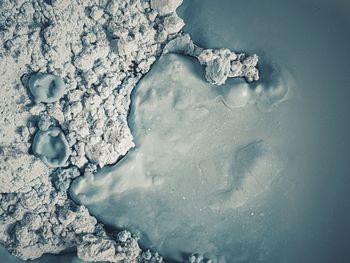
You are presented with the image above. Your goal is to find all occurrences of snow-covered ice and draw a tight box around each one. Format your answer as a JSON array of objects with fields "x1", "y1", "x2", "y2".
[{"x1": 1, "y1": 0, "x2": 350, "y2": 262}]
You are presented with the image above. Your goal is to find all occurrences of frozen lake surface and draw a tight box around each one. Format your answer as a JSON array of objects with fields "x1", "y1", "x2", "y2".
[
  {"x1": 71, "y1": 0, "x2": 350, "y2": 262},
  {"x1": 71, "y1": 53, "x2": 290, "y2": 261},
  {"x1": 2, "y1": 0, "x2": 350, "y2": 262}
]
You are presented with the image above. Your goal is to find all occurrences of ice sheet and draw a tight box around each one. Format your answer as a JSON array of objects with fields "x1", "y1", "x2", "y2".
[{"x1": 71, "y1": 54, "x2": 289, "y2": 261}]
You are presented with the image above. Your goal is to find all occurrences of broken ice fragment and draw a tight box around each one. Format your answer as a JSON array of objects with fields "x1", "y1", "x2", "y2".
[
  {"x1": 163, "y1": 14, "x2": 185, "y2": 34},
  {"x1": 163, "y1": 34, "x2": 260, "y2": 85},
  {"x1": 32, "y1": 127, "x2": 71, "y2": 168},
  {"x1": 205, "y1": 56, "x2": 232, "y2": 85},
  {"x1": 28, "y1": 73, "x2": 65, "y2": 103},
  {"x1": 150, "y1": 0, "x2": 183, "y2": 16}
]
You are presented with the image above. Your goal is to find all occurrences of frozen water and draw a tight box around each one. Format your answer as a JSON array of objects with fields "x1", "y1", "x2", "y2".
[
  {"x1": 0, "y1": 244, "x2": 83, "y2": 263},
  {"x1": 32, "y1": 127, "x2": 71, "y2": 168},
  {"x1": 177, "y1": 0, "x2": 350, "y2": 262},
  {"x1": 0, "y1": 0, "x2": 349, "y2": 262},
  {"x1": 28, "y1": 73, "x2": 65, "y2": 103},
  {"x1": 71, "y1": 54, "x2": 288, "y2": 261},
  {"x1": 67, "y1": 0, "x2": 350, "y2": 261}
]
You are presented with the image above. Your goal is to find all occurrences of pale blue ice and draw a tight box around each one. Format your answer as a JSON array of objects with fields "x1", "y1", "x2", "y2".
[
  {"x1": 28, "y1": 73, "x2": 65, "y2": 103},
  {"x1": 70, "y1": 0, "x2": 350, "y2": 262},
  {"x1": 2, "y1": 0, "x2": 350, "y2": 262},
  {"x1": 32, "y1": 127, "x2": 71, "y2": 168},
  {"x1": 71, "y1": 53, "x2": 289, "y2": 261}
]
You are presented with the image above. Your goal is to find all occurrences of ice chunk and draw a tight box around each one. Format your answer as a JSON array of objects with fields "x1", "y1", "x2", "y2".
[
  {"x1": 163, "y1": 14, "x2": 185, "y2": 34},
  {"x1": 150, "y1": 0, "x2": 183, "y2": 16},
  {"x1": 163, "y1": 34, "x2": 260, "y2": 85},
  {"x1": 162, "y1": 34, "x2": 197, "y2": 55},
  {"x1": 32, "y1": 126, "x2": 71, "y2": 168},
  {"x1": 77, "y1": 235, "x2": 117, "y2": 262},
  {"x1": 28, "y1": 73, "x2": 65, "y2": 103}
]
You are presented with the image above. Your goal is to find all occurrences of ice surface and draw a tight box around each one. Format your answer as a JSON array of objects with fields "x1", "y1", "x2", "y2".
[
  {"x1": 71, "y1": 54, "x2": 288, "y2": 261},
  {"x1": 32, "y1": 127, "x2": 71, "y2": 168},
  {"x1": 2, "y1": 0, "x2": 350, "y2": 261},
  {"x1": 0, "y1": 244, "x2": 84, "y2": 263},
  {"x1": 150, "y1": 0, "x2": 183, "y2": 16},
  {"x1": 163, "y1": 34, "x2": 260, "y2": 85},
  {"x1": 28, "y1": 74, "x2": 65, "y2": 103}
]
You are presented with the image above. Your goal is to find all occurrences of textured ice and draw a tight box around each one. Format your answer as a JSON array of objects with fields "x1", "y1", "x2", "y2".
[
  {"x1": 32, "y1": 127, "x2": 71, "y2": 168},
  {"x1": 1, "y1": 0, "x2": 349, "y2": 261},
  {"x1": 0, "y1": 0, "x2": 191, "y2": 260},
  {"x1": 163, "y1": 34, "x2": 260, "y2": 85},
  {"x1": 28, "y1": 73, "x2": 65, "y2": 103},
  {"x1": 150, "y1": 0, "x2": 183, "y2": 16},
  {"x1": 71, "y1": 54, "x2": 287, "y2": 261}
]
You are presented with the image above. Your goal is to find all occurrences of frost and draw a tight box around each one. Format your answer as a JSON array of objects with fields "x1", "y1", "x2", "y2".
[
  {"x1": 89, "y1": 6, "x2": 105, "y2": 22},
  {"x1": 28, "y1": 73, "x2": 65, "y2": 103},
  {"x1": 0, "y1": 150, "x2": 48, "y2": 193},
  {"x1": 32, "y1": 127, "x2": 71, "y2": 168},
  {"x1": 163, "y1": 14, "x2": 185, "y2": 34}
]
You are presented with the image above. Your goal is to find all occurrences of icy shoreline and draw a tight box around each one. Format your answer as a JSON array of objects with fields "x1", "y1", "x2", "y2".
[
  {"x1": 0, "y1": 0, "x2": 260, "y2": 262},
  {"x1": 71, "y1": 54, "x2": 286, "y2": 262}
]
